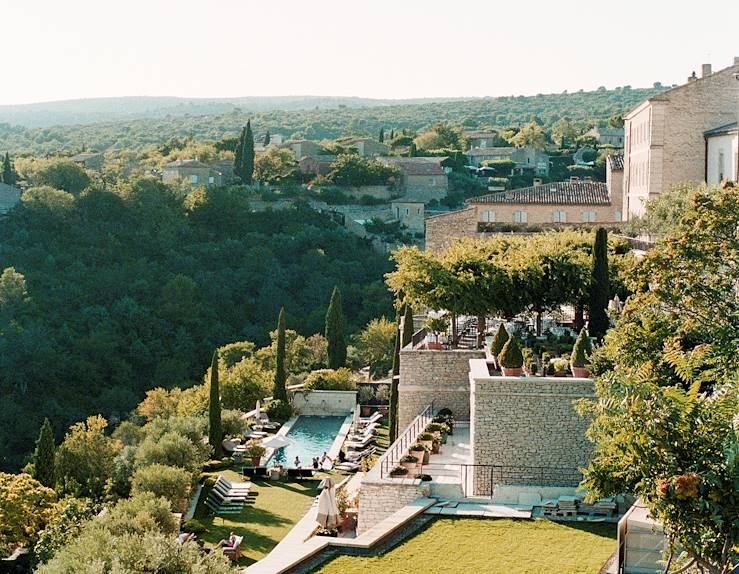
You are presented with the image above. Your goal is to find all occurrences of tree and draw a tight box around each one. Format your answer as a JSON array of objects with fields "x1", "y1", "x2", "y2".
[
  {"x1": 303, "y1": 368, "x2": 356, "y2": 391},
  {"x1": 388, "y1": 312, "x2": 401, "y2": 442},
  {"x1": 378, "y1": 127, "x2": 384, "y2": 143},
  {"x1": 32, "y1": 418, "x2": 56, "y2": 488},
  {"x1": 253, "y1": 147, "x2": 297, "y2": 184},
  {"x1": 322, "y1": 154, "x2": 400, "y2": 187},
  {"x1": 357, "y1": 317, "x2": 396, "y2": 379},
  {"x1": 263, "y1": 130, "x2": 271, "y2": 146},
  {"x1": 624, "y1": 182, "x2": 698, "y2": 239},
  {"x1": 0, "y1": 267, "x2": 28, "y2": 319},
  {"x1": 608, "y1": 114, "x2": 624, "y2": 129},
  {"x1": 507, "y1": 121, "x2": 547, "y2": 150},
  {"x1": 325, "y1": 286, "x2": 347, "y2": 369},
  {"x1": 0, "y1": 472, "x2": 57, "y2": 555},
  {"x1": 588, "y1": 227, "x2": 610, "y2": 339},
  {"x1": 135, "y1": 432, "x2": 203, "y2": 472},
  {"x1": 402, "y1": 304, "x2": 415, "y2": 347},
  {"x1": 131, "y1": 464, "x2": 191, "y2": 513},
  {"x1": 208, "y1": 350, "x2": 223, "y2": 459},
  {"x1": 2, "y1": 152, "x2": 17, "y2": 186},
  {"x1": 29, "y1": 158, "x2": 90, "y2": 195},
  {"x1": 408, "y1": 142, "x2": 417, "y2": 157},
  {"x1": 242, "y1": 119, "x2": 255, "y2": 184},
  {"x1": 233, "y1": 125, "x2": 245, "y2": 181},
  {"x1": 273, "y1": 307, "x2": 288, "y2": 401}
]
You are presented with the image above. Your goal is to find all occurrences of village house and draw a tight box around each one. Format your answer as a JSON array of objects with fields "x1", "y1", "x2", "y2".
[
  {"x1": 425, "y1": 180, "x2": 622, "y2": 252},
  {"x1": 390, "y1": 198, "x2": 425, "y2": 234},
  {"x1": 341, "y1": 137, "x2": 389, "y2": 157},
  {"x1": 161, "y1": 159, "x2": 223, "y2": 186},
  {"x1": 705, "y1": 122, "x2": 738, "y2": 186},
  {"x1": 464, "y1": 130, "x2": 499, "y2": 149},
  {"x1": 587, "y1": 126, "x2": 625, "y2": 147},
  {"x1": 70, "y1": 151, "x2": 104, "y2": 171},
  {"x1": 465, "y1": 146, "x2": 550, "y2": 176},
  {"x1": 279, "y1": 139, "x2": 324, "y2": 161},
  {"x1": 299, "y1": 155, "x2": 337, "y2": 176},
  {"x1": 622, "y1": 58, "x2": 739, "y2": 218},
  {"x1": 0, "y1": 182, "x2": 22, "y2": 215},
  {"x1": 377, "y1": 156, "x2": 449, "y2": 202}
]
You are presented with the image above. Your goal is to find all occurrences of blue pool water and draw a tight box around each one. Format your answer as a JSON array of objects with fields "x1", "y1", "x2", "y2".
[{"x1": 269, "y1": 416, "x2": 344, "y2": 467}]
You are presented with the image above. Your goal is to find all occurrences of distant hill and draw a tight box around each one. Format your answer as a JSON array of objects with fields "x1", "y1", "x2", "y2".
[
  {"x1": 0, "y1": 95, "x2": 468, "y2": 128},
  {"x1": 0, "y1": 87, "x2": 667, "y2": 155}
]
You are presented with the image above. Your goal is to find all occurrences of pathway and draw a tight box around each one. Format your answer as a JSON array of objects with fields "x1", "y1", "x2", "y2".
[{"x1": 423, "y1": 422, "x2": 472, "y2": 500}]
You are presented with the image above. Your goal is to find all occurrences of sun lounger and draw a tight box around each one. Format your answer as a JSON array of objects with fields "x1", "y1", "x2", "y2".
[
  {"x1": 344, "y1": 446, "x2": 375, "y2": 462},
  {"x1": 359, "y1": 411, "x2": 382, "y2": 426},
  {"x1": 242, "y1": 466, "x2": 268, "y2": 479},
  {"x1": 334, "y1": 461, "x2": 360, "y2": 472},
  {"x1": 217, "y1": 476, "x2": 251, "y2": 492},
  {"x1": 345, "y1": 434, "x2": 374, "y2": 450},
  {"x1": 286, "y1": 468, "x2": 314, "y2": 479}
]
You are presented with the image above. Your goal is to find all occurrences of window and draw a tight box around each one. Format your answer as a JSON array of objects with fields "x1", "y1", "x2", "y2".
[
  {"x1": 189, "y1": 174, "x2": 199, "y2": 184},
  {"x1": 405, "y1": 208, "x2": 409, "y2": 216},
  {"x1": 513, "y1": 210, "x2": 527, "y2": 223},
  {"x1": 480, "y1": 210, "x2": 496, "y2": 222},
  {"x1": 480, "y1": 140, "x2": 487, "y2": 148},
  {"x1": 431, "y1": 177, "x2": 437, "y2": 187},
  {"x1": 208, "y1": 176, "x2": 215, "y2": 184},
  {"x1": 552, "y1": 210, "x2": 566, "y2": 223},
  {"x1": 417, "y1": 208, "x2": 421, "y2": 214},
  {"x1": 581, "y1": 211, "x2": 597, "y2": 222},
  {"x1": 395, "y1": 207, "x2": 400, "y2": 217}
]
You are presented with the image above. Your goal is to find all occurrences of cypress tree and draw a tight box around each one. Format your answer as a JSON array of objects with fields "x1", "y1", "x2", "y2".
[
  {"x1": 402, "y1": 304, "x2": 415, "y2": 347},
  {"x1": 234, "y1": 126, "x2": 245, "y2": 182},
  {"x1": 208, "y1": 351, "x2": 223, "y2": 459},
  {"x1": 389, "y1": 129, "x2": 395, "y2": 140},
  {"x1": 378, "y1": 127, "x2": 385, "y2": 143},
  {"x1": 242, "y1": 120, "x2": 255, "y2": 185},
  {"x1": 263, "y1": 130, "x2": 271, "y2": 146},
  {"x1": 2, "y1": 153, "x2": 16, "y2": 186},
  {"x1": 408, "y1": 142, "x2": 417, "y2": 158},
  {"x1": 388, "y1": 313, "x2": 401, "y2": 441},
  {"x1": 32, "y1": 418, "x2": 56, "y2": 488},
  {"x1": 325, "y1": 287, "x2": 347, "y2": 369},
  {"x1": 588, "y1": 227, "x2": 610, "y2": 339},
  {"x1": 273, "y1": 307, "x2": 288, "y2": 401}
]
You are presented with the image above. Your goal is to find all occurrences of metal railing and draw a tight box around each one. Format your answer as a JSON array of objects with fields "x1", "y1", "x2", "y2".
[{"x1": 379, "y1": 402, "x2": 434, "y2": 478}]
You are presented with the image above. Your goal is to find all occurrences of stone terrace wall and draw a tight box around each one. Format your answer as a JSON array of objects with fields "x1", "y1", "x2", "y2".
[
  {"x1": 425, "y1": 207, "x2": 477, "y2": 253},
  {"x1": 398, "y1": 348, "x2": 485, "y2": 430},
  {"x1": 292, "y1": 390, "x2": 357, "y2": 416},
  {"x1": 357, "y1": 479, "x2": 427, "y2": 534},
  {"x1": 470, "y1": 363, "x2": 595, "y2": 494}
]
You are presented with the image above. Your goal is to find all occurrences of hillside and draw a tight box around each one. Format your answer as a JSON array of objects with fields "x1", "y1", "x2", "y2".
[{"x1": 0, "y1": 86, "x2": 667, "y2": 154}]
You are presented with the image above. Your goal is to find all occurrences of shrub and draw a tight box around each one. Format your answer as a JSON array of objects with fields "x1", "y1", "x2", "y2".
[
  {"x1": 410, "y1": 442, "x2": 429, "y2": 452},
  {"x1": 221, "y1": 410, "x2": 248, "y2": 438},
  {"x1": 135, "y1": 432, "x2": 203, "y2": 472},
  {"x1": 375, "y1": 385, "x2": 390, "y2": 403},
  {"x1": 358, "y1": 385, "x2": 375, "y2": 404},
  {"x1": 425, "y1": 423, "x2": 444, "y2": 433},
  {"x1": 303, "y1": 368, "x2": 357, "y2": 391},
  {"x1": 437, "y1": 408, "x2": 453, "y2": 417},
  {"x1": 522, "y1": 347, "x2": 538, "y2": 374},
  {"x1": 416, "y1": 474, "x2": 432, "y2": 481},
  {"x1": 550, "y1": 357, "x2": 569, "y2": 374},
  {"x1": 571, "y1": 328, "x2": 592, "y2": 368},
  {"x1": 244, "y1": 440, "x2": 266, "y2": 459},
  {"x1": 265, "y1": 399, "x2": 293, "y2": 423},
  {"x1": 499, "y1": 337, "x2": 524, "y2": 369},
  {"x1": 490, "y1": 324, "x2": 509, "y2": 357},
  {"x1": 181, "y1": 519, "x2": 207, "y2": 534},
  {"x1": 201, "y1": 458, "x2": 232, "y2": 472},
  {"x1": 400, "y1": 454, "x2": 419, "y2": 464},
  {"x1": 130, "y1": 464, "x2": 192, "y2": 513},
  {"x1": 417, "y1": 432, "x2": 434, "y2": 441},
  {"x1": 389, "y1": 466, "x2": 408, "y2": 477}
]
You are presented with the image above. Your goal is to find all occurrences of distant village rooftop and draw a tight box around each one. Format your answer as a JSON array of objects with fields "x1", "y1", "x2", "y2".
[
  {"x1": 163, "y1": 158, "x2": 212, "y2": 169},
  {"x1": 607, "y1": 155, "x2": 624, "y2": 171},
  {"x1": 467, "y1": 181, "x2": 610, "y2": 206},
  {"x1": 377, "y1": 156, "x2": 448, "y2": 175}
]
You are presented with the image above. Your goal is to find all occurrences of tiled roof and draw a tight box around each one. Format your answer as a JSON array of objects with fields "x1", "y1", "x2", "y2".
[
  {"x1": 465, "y1": 147, "x2": 515, "y2": 156},
  {"x1": 377, "y1": 156, "x2": 447, "y2": 176},
  {"x1": 468, "y1": 182, "x2": 610, "y2": 206},
  {"x1": 607, "y1": 155, "x2": 624, "y2": 171},
  {"x1": 163, "y1": 159, "x2": 211, "y2": 169},
  {"x1": 704, "y1": 122, "x2": 738, "y2": 137},
  {"x1": 464, "y1": 131, "x2": 498, "y2": 139}
]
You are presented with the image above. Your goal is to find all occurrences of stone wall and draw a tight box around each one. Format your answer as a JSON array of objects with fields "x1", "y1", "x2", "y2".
[
  {"x1": 357, "y1": 478, "x2": 427, "y2": 533},
  {"x1": 291, "y1": 390, "x2": 357, "y2": 416},
  {"x1": 469, "y1": 360, "x2": 595, "y2": 494},
  {"x1": 425, "y1": 208, "x2": 477, "y2": 253},
  {"x1": 398, "y1": 348, "x2": 485, "y2": 429}
]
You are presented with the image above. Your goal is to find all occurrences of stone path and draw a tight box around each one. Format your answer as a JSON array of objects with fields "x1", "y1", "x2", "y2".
[
  {"x1": 425, "y1": 500, "x2": 532, "y2": 519},
  {"x1": 424, "y1": 423, "x2": 473, "y2": 499}
]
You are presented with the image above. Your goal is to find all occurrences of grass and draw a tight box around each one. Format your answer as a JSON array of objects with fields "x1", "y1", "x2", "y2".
[
  {"x1": 193, "y1": 468, "x2": 323, "y2": 567},
  {"x1": 311, "y1": 518, "x2": 617, "y2": 574}
]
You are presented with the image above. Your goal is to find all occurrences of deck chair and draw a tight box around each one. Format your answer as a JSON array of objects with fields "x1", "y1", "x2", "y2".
[
  {"x1": 359, "y1": 411, "x2": 382, "y2": 426},
  {"x1": 222, "y1": 536, "x2": 243, "y2": 561},
  {"x1": 345, "y1": 433, "x2": 374, "y2": 450}
]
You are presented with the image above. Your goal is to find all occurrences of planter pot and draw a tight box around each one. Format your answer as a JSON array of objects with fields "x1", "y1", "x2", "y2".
[
  {"x1": 410, "y1": 449, "x2": 426, "y2": 466},
  {"x1": 553, "y1": 371, "x2": 567, "y2": 378},
  {"x1": 423, "y1": 450, "x2": 430, "y2": 464},
  {"x1": 571, "y1": 366, "x2": 590, "y2": 378},
  {"x1": 501, "y1": 366, "x2": 523, "y2": 377},
  {"x1": 360, "y1": 405, "x2": 372, "y2": 416},
  {"x1": 401, "y1": 461, "x2": 417, "y2": 472},
  {"x1": 390, "y1": 473, "x2": 408, "y2": 479},
  {"x1": 441, "y1": 432, "x2": 447, "y2": 444},
  {"x1": 419, "y1": 439, "x2": 433, "y2": 452},
  {"x1": 427, "y1": 341, "x2": 443, "y2": 350},
  {"x1": 251, "y1": 456, "x2": 261, "y2": 467}
]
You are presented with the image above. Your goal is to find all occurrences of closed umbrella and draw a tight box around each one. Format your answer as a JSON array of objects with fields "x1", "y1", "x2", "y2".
[
  {"x1": 353, "y1": 406, "x2": 361, "y2": 429},
  {"x1": 261, "y1": 435, "x2": 292, "y2": 449},
  {"x1": 255, "y1": 400, "x2": 261, "y2": 421},
  {"x1": 316, "y1": 478, "x2": 339, "y2": 529}
]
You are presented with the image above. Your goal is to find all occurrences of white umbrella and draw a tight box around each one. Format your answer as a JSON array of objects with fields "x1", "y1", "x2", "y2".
[
  {"x1": 353, "y1": 406, "x2": 361, "y2": 428},
  {"x1": 261, "y1": 435, "x2": 292, "y2": 449},
  {"x1": 255, "y1": 400, "x2": 261, "y2": 421},
  {"x1": 316, "y1": 478, "x2": 339, "y2": 529}
]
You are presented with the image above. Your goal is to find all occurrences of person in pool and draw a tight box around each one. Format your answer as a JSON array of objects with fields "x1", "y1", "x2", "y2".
[
  {"x1": 312, "y1": 456, "x2": 320, "y2": 470},
  {"x1": 294, "y1": 456, "x2": 301, "y2": 468},
  {"x1": 320, "y1": 452, "x2": 333, "y2": 466}
]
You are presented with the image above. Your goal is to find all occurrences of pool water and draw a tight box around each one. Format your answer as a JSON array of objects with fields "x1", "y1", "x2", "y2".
[{"x1": 269, "y1": 416, "x2": 345, "y2": 467}]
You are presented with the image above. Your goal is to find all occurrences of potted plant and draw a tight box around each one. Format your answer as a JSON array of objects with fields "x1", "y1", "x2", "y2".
[
  {"x1": 358, "y1": 385, "x2": 375, "y2": 416},
  {"x1": 425, "y1": 316, "x2": 448, "y2": 350},
  {"x1": 245, "y1": 440, "x2": 266, "y2": 467},
  {"x1": 551, "y1": 358, "x2": 569, "y2": 377},
  {"x1": 490, "y1": 323, "x2": 509, "y2": 367},
  {"x1": 400, "y1": 454, "x2": 419, "y2": 471},
  {"x1": 541, "y1": 352, "x2": 552, "y2": 376},
  {"x1": 498, "y1": 337, "x2": 524, "y2": 377},
  {"x1": 417, "y1": 432, "x2": 434, "y2": 454},
  {"x1": 431, "y1": 438, "x2": 441, "y2": 454},
  {"x1": 432, "y1": 414, "x2": 453, "y2": 435},
  {"x1": 389, "y1": 465, "x2": 409, "y2": 478},
  {"x1": 409, "y1": 443, "x2": 427, "y2": 467},
  {"x1": 415, "y1": 473, "x2": 432, "y2": 482},
  {"x1": 570, "y1": 328, "x2": 592, "y2": 378},
  {"x1": 522, "y1": 347, "x2": 538, "y2": 376}
]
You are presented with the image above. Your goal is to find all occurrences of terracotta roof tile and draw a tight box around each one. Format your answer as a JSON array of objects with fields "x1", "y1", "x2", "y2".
[{"x1": 468, "y1": 182, "x2": 610, "y2": 206}]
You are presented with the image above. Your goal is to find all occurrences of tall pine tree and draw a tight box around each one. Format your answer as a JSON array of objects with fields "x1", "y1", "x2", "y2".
[
  {"x1": 388, "y1": 312, "x2": 401, "y2": 442},
  {"x1": 242, "y1": 120, "x2": 255, "y2": 185},
  {"x1": 263, "y1": 130, "x2": 271, "y2": 146},
  {"x1": 208, "y1": 351, "x2": 223, "y2": 459},
  {"x1": 378, "y1": 128, "x2": 385, "y2": 143},
  {"x1": 402, "y1": 304, "x2": 415, "y2": 347},
  {"x1": 273, "y1": 307, "x2": 288, "y2": 401},
  {"x1": 325, "y1": 287, "x2": 347, "y2": 369},
  {"x1": 234, "y1": 126, "x2": 246, "y2": 182},
  {"x1": 588, "y1": 227, "x2": 610, "y2": 339},
  {"x1": 2, "y1": 152, "x2": 16, "y2": 186},
  {"x1": 32, "y1": 418, "x2": 56, "y2": 488}
]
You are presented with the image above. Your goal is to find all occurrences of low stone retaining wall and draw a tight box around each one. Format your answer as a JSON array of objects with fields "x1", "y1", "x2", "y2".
[
  {"x1": 357, "y1": 478, "x2": 429, "y2": 534},
  {"x1": 292, "y1": 390, "x2": 357, "y2": 416}
]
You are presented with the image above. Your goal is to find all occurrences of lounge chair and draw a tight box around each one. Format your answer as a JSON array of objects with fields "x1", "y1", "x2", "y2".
[
  {"x1": 222, "y1": 536, "x2": 244, "y2": 561},
  {"x1": 359, "y1": 411, "x2": 382, "y2": 426},
  {"x1": 217, "y1": 476, "x2": 251, "y2": 492},
  {"x1": 344, "y1": 446, "x2": 375, "y2": 462},
  {"x1": 286, "y1": 468, "x2": 314, "y2": 479},
  {"x1": 242, "y1": 466, "x2": 268, "y2": 479},
  {"x1": 334, "y1": 461, "x2": 360, "y2": 472},
  {"x1": 344, "y1": 434, "x2": 374, "y2": 450}
]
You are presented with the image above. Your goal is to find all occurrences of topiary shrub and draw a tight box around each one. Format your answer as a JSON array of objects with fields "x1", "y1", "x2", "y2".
[
  {"x1": 498, "y1": 337, "x2": 523, "y2": 369},
  {"x1": 389, "y1": 466, "x2": 408, "y2": 477},
  {"x1": 265, "y1": 399, "x2": 293, "y2": 423},
  {"x1": 303, "y1": 368, "x2": 357, "y2": 391},
  {"x1": 571, "y1": 328, "x2": 593, "y2": 368},
  {"x1": 437, "y1": 408, "x2": 453, "y2": 417},
  {"x1": 490, "y1": 324, "x2": 509, "y2": 357}
]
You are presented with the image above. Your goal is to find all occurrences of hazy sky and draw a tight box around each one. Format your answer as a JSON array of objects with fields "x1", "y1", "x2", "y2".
[{"x1": 1, "y1": 0, "x2": 737, "y2": 105}]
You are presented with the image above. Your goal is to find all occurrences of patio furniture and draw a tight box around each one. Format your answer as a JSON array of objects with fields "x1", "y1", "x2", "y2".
[
  {"x1": 344, "y1": 446, "x2": 375, "y2": 462},
  {"x1": 242, "y1": 466, "x2": 268, "y2": 479},
  {"x1": 344, "y1": 434, "x2": 374, "y2": 450},
  {"x1": 358, "y1": 412, "x2": 382, "y2": 426},
  {"x1": 287, "y1": 468, "x2": 314, "y2": 479},
  {"x1": 334, "y1": 461, "x2": 360, "y2": 472},
  {"x1": 222, "y1": 535, "x2": 244, "y2": 561}
]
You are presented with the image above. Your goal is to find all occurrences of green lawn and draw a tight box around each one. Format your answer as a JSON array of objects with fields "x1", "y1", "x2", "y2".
[
  {"x1": 193, "y1": 469, "x2": 323, "y2": 567},
  {"x1": 312, "y1": 518, "x2": 617, "y2": 574}
]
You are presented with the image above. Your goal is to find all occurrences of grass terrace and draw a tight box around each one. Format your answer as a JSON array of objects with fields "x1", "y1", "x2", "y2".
[{"x1": 312, "y1": 518, "x2": 617, "y2": 574}]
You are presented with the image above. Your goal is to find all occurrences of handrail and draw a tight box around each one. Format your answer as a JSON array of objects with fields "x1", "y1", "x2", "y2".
[{"x1": 378, "y1": 402, "x2": 434, "y2": 478}]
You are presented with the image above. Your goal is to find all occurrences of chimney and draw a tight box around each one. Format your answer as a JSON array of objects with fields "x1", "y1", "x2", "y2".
[
  {"x1": 701, "y1": 63, "x2": 712, "y2": 78},
  {"x1": 687, "y1": 71, "x2": 698, "y2": 83}
]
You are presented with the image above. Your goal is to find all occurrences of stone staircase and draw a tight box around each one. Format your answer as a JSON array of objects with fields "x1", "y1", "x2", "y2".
[{"x1": 425, "y1": 422, "x2": 472, "y2": 501}]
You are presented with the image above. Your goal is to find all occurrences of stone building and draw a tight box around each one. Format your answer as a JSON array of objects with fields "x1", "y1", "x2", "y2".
[
  {"x1": 425, "y1": 181, "x2": 622, "y2": 252},
  {"x1": 341, "y1": 137, "x2": 389, "y2": 157},
  {"x1": 390, "y1": 199, "x2": 425, "y2": 234},
  {"x1": 0, "y1": 183, "x2": 22, "y2": 215},
  {"x1": 465, "y1": 145, "x2": 550, "y2": 176},
  {"x1": 161, "y1": 159, "x2": 223, "y2": 186},
  {"x1": 70, "y1": 151, "x2": 104, "y2": 171},
  {"x1": 464, "y1": 130, "x2": 499, "y2": 149},
  {"x1": 587, "y1": 126, "x2": 625, "y2": 147},
  {"x1": 298, "y1": 155, "x2": 337, "y2": 176},
  {"x1": 377, "y1": 156, "x2": 449, "y2": 202},
  {"x1": 705, "y1": 122, "x2": 738, "y2": 185},
  {"x1": 279, "y1": 139, "x2": 324, "y2": 161},
  {"x1": 623, "y1": 59, "x2": 739, "y2": 218}
]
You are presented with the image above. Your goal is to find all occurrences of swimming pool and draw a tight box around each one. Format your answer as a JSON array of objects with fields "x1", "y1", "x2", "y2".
[{"x1": 268, "y1": 416, "x2": 345, "y2": 467}]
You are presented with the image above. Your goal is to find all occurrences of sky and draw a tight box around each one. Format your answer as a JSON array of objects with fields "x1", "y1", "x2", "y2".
[{"x1": 1, "y1": 0, "x2": 737, "y2": 105}]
